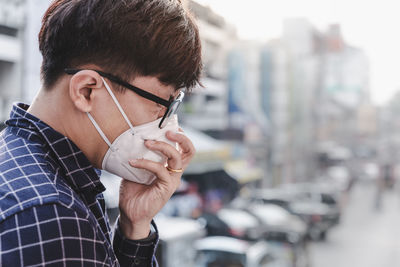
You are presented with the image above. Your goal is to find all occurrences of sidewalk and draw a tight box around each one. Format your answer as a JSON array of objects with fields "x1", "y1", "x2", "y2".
[{"x1": 310, "y1": 181, "x2": 400, "y2": 267}]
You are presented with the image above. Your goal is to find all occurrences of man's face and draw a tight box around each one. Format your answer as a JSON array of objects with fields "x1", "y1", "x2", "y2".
[{"x1": 92, "y1": 75, "x2": 178, "y2": 143}]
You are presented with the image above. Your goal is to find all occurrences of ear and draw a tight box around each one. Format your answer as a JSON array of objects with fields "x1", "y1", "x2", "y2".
[{"x1": 68, "y1": 70, "x2": 104, "y2": 113}]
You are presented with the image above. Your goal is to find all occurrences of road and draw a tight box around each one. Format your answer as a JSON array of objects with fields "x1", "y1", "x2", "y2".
[{"x1": 309, "y1": 181, "x2": 400, "y2": 267}]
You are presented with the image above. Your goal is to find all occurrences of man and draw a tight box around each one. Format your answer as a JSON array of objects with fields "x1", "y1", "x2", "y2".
[{"x1": 0, "y1": 0, "x2": 202, "y2": 266}]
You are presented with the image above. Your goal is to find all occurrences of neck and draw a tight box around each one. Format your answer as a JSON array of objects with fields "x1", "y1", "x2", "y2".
[{"x1": 27, "y1": 87, "x2": 107, "y2": 169}]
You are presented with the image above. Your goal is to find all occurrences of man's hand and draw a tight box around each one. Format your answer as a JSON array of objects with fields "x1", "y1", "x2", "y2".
[{"x1": 118, "y1": 130, "x2": 195, "y2": 240}]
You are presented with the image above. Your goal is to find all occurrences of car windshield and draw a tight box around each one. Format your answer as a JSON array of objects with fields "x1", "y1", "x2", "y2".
[
  {"x1": 249, "y1": 205, "x2": 291, "y2": 225},
  {"x1": 218, "y1": 209, "x2": 259, "y2": 229}
]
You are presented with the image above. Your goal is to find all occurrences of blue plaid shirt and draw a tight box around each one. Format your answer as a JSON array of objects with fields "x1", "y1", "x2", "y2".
[{"x1": 0, "y1": 103, "x2": 159, "y2": 266}]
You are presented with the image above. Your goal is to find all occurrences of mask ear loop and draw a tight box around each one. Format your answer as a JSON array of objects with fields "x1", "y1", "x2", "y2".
[
  {"x1": 87, "y1": 112, "x2": 114, "y2": 149},
  {"x1": 100, "y1": 77, "x2": 136, "y2": 133}
]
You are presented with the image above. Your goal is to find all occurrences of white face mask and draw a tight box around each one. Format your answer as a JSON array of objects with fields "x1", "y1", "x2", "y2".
[{"x1": 88, "y1": 77, "x2": 179, "y2": 185}]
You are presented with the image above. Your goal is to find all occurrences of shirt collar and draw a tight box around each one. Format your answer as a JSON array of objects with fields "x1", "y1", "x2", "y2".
[{"x1": 6, "y1": 103, "x2": 105, "y2": 194}]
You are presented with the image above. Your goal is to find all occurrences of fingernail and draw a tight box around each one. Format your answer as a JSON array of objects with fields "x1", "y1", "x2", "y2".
[{"x1": 129, "y1": 159, "x2": 138, "y2": 165}]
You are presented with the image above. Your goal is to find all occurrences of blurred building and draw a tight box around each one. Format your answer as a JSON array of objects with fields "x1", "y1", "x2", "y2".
[
  {"x1": 0, "y1": 0, "x2": 25, "y2": 121},
  {"x1": 181, "y1": 0, "x2": 237, "y2": 131},
  {"x1": 357, "y1": 104, "x2": 378, "y2": 138},
  {"x1": 317, "y1": 24, "x2": 372, "y2": 149},
  {"x1": 377, "y1": 91, "x2": 400, "y2": 164},
  {"x1": 183, "y1": 1, "x2": 268, "y2": 189},
  {"x1": 22, "y1": 0, "x2": 53, "y2": 103},
  {"x1": 227, "y1": 41, "x2": 269, "y2": 133},
  {"x1": 258, "y1": 20, "x2": 371, "y2": 185},
  {"x1": 260, "y1": 41, "x2": 290, "y2": 185},
  {"x1": 281, "y1": 18, "x2": 319, "y2": 183},
  {"x1": 322, "y1": 25, "x2": 370, "y2": 108},
  {"x1": 226, "y1": 41, "x2": 270, "y2": 186},
  {"x1": 259, "y1": 19, "x2": 319, "y2": 185},
  {"x1": 0, "y1": 0, "x2": 52, "y2": 122}
]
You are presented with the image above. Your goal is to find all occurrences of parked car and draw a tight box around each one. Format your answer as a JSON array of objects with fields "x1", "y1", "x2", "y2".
[
  {"x1": 325, "y1": 165, "x2": 354, "y2": 192},
  {"x1": 251, "y1": 188, "x2": 340, "y2": 240},
  {"x1": 229, "y1": 198, "x2": 307, "y2": 243},
  {"x1": 155, "y1": 215, "x2": 206, "y2": 267},
  {"x1": 289, "y1": 200, "x2": 339, "y2": 240},
  {"x1": 278, "y1": 182, "x2": 342, "y2": 210},
  {"x1": 230, "y1": 198, "x2": 309, "y2": 267},
  {"x1": 198, "y1": 207, "x2": 308, "y2": 267},
  {"x1": 198, "y1": 208, "x2": 267, "y2": 241},
  {"x1": 194, "y1": 236, "x2": 289, "y2": 267}
]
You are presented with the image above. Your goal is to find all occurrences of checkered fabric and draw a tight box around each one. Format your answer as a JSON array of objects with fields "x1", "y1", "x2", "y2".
[{"x1": 0, "y1": 103, "x2": 159, "y2": 266}]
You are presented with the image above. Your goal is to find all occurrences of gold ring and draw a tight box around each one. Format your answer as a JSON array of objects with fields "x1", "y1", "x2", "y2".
[{"x1": 166, "y1": 166, "x2": 183, "y2": 173}]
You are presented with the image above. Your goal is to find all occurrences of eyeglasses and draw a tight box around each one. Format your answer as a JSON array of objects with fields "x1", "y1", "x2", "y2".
[{"x1": 64, "y1": 68, "x2": 184, "y2": 129}]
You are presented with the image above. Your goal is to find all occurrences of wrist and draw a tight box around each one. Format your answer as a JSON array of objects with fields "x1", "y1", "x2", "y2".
[{"x1": 119, "y1": 216, "x2": 151, "y2": 240}]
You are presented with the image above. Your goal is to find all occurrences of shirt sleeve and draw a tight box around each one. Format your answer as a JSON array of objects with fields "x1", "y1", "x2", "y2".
[
  {"x1": 0, "y1": 203, "x2": 112, "y2": 266},
  {"x1": 113, "y1": 218, "x2": 159, "y2": 267}
]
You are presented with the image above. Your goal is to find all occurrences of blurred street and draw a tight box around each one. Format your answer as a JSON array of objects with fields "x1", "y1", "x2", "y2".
[{"x1": 310, "y1": 181, "x2": 400, "y2": 267}]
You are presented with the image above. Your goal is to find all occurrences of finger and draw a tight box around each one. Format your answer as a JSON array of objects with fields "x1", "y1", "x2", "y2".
[
  {"x1": 165, "y1": 131, "x2": 195, "y2": 168},
  {"x1": 166, "y1": 131, "x2": 195, "y2": 156},
  {"x1": 174, "y1": 129, "x2": 185, "y2": 153},
  {"x1": 129, "y1": 159, "x2": 180, "y2": 187},
  {"x1": 145, "y1": 140, "x2": 182, "y2": 169}
]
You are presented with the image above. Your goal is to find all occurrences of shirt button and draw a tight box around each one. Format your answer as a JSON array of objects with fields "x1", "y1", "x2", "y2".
[{"x1": 134, "y1": 258, "x2": 141, "y2": 265}]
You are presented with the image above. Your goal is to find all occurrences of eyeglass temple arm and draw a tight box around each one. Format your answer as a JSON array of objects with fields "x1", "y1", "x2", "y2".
[{"x1": 64, "y1": 68, "x2": 171, "y2": 108}]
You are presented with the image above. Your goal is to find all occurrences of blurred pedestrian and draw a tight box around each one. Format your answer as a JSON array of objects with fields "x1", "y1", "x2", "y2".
[
  {"x1": 382, "y1": 163, "x2": 395, "y2": 189},
  {"x1": 374, "y1": 162, "x2": 394, "y2": 211},
  {"x1": 374, "y1": 171, "x2": 385, "y2": 211},
  {"x1": 0, "y1": 1, "x2": 202, "y2": 266}
]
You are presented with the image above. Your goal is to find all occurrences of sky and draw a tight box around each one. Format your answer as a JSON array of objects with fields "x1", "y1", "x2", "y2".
[{"x1": 195, "y1": 0, "x2": 400, "y2": 105}]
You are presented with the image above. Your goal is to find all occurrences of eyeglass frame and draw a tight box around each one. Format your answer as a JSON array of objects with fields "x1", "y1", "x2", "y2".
[{"x1": 64, "y1": 68, "x2": 185, "y2": 129}]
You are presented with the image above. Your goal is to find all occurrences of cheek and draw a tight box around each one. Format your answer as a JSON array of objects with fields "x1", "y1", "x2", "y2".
[
  {"x1": 90, "y1": 96, "x2": 129, "y2": 142},
  {"x1": 92, "y1": 92, "x2": 122, "y2": 128},
  {"x1": 122, "y1": 98, "x2": 160, "y2": 126}
]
